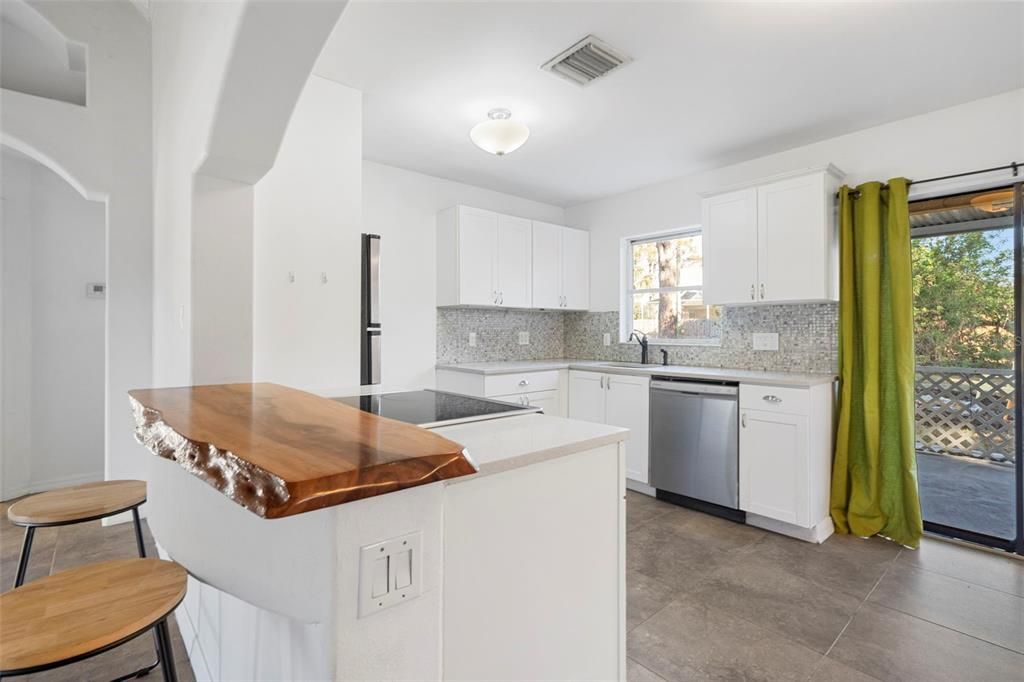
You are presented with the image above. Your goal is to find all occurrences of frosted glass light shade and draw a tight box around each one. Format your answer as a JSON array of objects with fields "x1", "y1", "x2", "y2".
[{"x1": 470, "y1": 109, "x2": 529, "y2": 156}]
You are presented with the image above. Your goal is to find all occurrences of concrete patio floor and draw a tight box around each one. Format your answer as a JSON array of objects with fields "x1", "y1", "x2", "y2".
[{"x1": 917, "y1": 451, "x2": 1017, "y2": 540}]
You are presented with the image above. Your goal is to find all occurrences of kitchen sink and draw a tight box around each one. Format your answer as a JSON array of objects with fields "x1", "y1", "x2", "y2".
[{"x1": 598, "y1": 362, "x2": 656, "y2": 368}]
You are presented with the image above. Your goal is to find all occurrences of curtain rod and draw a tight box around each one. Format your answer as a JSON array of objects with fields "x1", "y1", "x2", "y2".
[{"x1": 839, "y1": 161, "x2": 1020, "y2": 199}]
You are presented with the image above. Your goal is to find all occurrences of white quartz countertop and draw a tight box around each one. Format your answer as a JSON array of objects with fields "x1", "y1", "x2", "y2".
[
  {"x1": 432, "y1": 413, "x2": 627, "y2": 478},
  {"x1": 436, "y1": 359, "x2": 836, "y2": 387}
]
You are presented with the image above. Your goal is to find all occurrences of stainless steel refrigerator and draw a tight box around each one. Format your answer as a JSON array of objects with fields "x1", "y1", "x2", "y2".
[{"x1": 360, "y1": 234, "x2": 381, "y2": 385}]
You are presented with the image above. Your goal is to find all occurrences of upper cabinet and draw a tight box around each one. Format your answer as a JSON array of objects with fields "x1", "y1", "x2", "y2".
[
  {"x1": 532, "y1": 221, "x2": 589, "y2": 310},
  {"x1": 438, "y1": 206, "x2": 589, "y2": 310},
  {"x1": 701, "y1": 166, "x2": 844, "y2": 305},
  {"x1": 437, "y1": 206, "x2": 533, "y2": 308}
]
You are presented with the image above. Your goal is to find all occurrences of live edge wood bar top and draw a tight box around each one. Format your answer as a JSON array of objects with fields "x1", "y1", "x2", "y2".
[{"x1": 128, "y1": 383, "x2": 477, "y2": 519}]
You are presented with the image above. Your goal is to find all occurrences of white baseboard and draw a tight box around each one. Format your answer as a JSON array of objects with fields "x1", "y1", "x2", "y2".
[
  {"x1": 746, "y1": 513, "x2": 835, "y2": 544},
  {"x1": 625, "y1": 479, "x2": 657, "y2": 497},
  {"x1": 1, "y1": 471, "x2": 103, "y2": 502}
]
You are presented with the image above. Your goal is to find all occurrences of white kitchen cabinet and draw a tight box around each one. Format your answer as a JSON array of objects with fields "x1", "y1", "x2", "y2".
[
  {"x1": 562, "y1": 225, "x2": 590, "y2": 310},
  {"x1": 436, "y1": 369, "x2": 566, "y2": 417},
  {"x1": 568, "y1": 370, "x2": 650, "y2": 484},
  {"x1": 531, "y1": 221, "x2": 589, "y2": 310},
  {"x1": 738, "y1": 382, "x2": 835, "y2": 542},
  {"x1": 497, "y1": 214, "x2": 532, "y2": 308},
  {"x1": 740, "y1": 409, "x2": 808, "y2": 526},
  {"x1": 701, "y1": 166, "x2": 843, "y2": 305},
  {"x1": 437, "y1": 206, "x2": 532, "y2": 308},
  {"x1": 702, "y1": 188, "x2": 758, "y2": 305}
]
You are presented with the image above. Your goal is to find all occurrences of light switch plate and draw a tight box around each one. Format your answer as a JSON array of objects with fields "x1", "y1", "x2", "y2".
[
  {"x1": 518, "y1": 331, "x2": 529, "y2": 345},
  {"x1": 752, "y1": 332, "x2": 779, "y2": 351},
  {"x1": 358, "y1": 531, "x2": 422, "y2": 618},
  {"x1": 468, "y1": 332, "x2": 477, "y2": 347},
  {"x1": 603, "y1": 333, "x2": 611, "y2": 347}
]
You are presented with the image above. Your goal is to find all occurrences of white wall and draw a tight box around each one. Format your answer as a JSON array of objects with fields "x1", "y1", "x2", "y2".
[
  {"x1": 253, "y1": 75, "x2": 363, "y2": 389},
  {"x1": 1, "y1": 152, "x2": 105, "y2": 498},
  {"x1": 566, "y1": 89, "x2": 1024, "y2": 312},
  {"x1": 0, "y1": 0, "x2": 152, "y2": 494},
  {"x1": 362, "y1": 161, "x2": 565, "y2": 387}
]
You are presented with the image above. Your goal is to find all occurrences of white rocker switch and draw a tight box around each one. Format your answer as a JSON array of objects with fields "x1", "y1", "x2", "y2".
[
  {"x1": 392, "y1": 549, "x2": 412, "y2": 590},
  {"x1": 371, "y1": 555, "x2": 389, "y2": 598}
]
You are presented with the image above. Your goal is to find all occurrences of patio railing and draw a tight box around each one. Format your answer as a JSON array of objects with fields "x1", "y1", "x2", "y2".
[{"x1": 916, "y1": 365, "x2": 1016, "y2": 465}]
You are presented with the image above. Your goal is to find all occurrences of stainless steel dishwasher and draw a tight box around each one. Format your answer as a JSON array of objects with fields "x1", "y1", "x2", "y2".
[{"x1": 649, "y1": 377, "x2": 744, "y2": 522}]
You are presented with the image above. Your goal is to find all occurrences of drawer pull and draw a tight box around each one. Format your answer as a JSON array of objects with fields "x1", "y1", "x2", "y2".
[
  {"x1": 741, "y1": 413, "x2": 747, "y2": 428},
  {"x1": 762, "y1": 395, "x2": 782, "y2": 403},
  {"x1": 518, "y1": 379, "x2": 529, "y2": 387}
]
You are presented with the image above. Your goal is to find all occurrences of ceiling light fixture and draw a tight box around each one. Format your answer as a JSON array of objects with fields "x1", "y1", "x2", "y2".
[{"x1": 469, "y1": 108, "x2": 529, "y2": 156}]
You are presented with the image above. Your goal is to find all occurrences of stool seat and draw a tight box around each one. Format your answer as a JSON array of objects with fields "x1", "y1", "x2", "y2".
[
  {"x1": 7, "y1": 480, "x2": 146, "y2": 526},
  {"x1": 0, "y1": 558, "x2": 186, "y2": 675}
]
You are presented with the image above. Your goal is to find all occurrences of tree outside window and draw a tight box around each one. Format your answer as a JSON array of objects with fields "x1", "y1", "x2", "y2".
[{"x1": 625, "y1": 230, "x2": 721, "y2": 343}]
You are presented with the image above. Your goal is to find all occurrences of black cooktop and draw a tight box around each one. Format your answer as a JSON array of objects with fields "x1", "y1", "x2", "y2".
[{"x1": 331, "y1": 390, "x2": 538, "y2": 427}]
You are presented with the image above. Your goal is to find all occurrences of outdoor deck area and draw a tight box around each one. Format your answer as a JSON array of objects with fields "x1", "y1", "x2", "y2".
[
  {"x1": 916, "y1": 366, "x2": 1018, "y2": 540},
  {"x1": 917, "y1": 452, "x2": 1016, "y2": 539}
]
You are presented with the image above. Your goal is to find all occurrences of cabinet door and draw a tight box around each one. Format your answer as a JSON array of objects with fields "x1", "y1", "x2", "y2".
[
  {"x1": 524, "y1": 390, "x2": 561, "y2": 417},
  {"x1": 702, "y1": 188, "x2": 758, "y2": 305},
  {"x1": 562, "y1": 227, "x2": 590, "y2": 310},
  {"x1": 531, "y1": 221, "x2": 563, "y2": 309},
  {"x1": 568, "y1": 371, "x2": 606, "y2": 424},
  {"x1": 757, "y1": 173, "x2": 828, "y2": 302},
  {"x1": 604, "y1": 374, "x2": 650, "y2": 484},
  {"x1": 496, "y1": 214, "x2": 532, "y2": 308},
  {"x1": 457, "y1": 207, "x2": 498, "y2": 306},
  {"x1": 739, "y1": 409, "x2": 809, "y2": 526}
]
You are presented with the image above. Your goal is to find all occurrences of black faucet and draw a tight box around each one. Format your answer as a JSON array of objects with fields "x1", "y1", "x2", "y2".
[
  {"x1": 628, "y1": 331, "x2": 649, "y2": 364},
  {"x1": 660, "y1": 348, "x2": 669, "y2": 366}
]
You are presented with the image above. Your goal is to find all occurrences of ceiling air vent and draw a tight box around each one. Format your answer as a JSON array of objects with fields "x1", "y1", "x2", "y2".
[{"x1": 541, "y1": 34, "x2": 632, "y2": 87}]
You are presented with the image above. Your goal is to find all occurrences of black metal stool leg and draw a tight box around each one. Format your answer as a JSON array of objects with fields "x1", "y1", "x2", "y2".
[
  {"x1": 155, "y1": 620, "x2": 178, "y2": 682},
  {"x1": 132, "y1": 507, "x2": 147, "y2": 558},
  {"x1": 14, "y1": 526, "x2": 35, "y2": 588},
  {"x1": 125, "y1": 506, "x2": 163, "y2": 680}
]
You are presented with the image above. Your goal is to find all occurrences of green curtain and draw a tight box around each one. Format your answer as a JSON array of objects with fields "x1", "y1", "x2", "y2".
[{"x1": 831, "y1": 178, "x2": 923, "y2": 549}]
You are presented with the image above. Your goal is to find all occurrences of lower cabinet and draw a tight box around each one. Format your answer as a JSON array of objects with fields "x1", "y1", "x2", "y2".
[
  {"x1": 739, "y1": 409, "x2": 809, "y2": 526},
  {"x1": 568, "y1": 370, "x2": 650, "y2": 484},
  {"x1": 738, "y1": 383, "x2": 834, "y2": 535},
  {"x1": 435, "y1": 369, "x2": 566, "y2": 417}
]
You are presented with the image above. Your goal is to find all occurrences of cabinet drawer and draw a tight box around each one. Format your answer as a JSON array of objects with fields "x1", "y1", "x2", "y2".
[
  {"x1": 484, "y1": 371, "x2": 560, "y2": 396},
  {"x1": 740, "y1": 384, "x2": 809, "y2": 415}
]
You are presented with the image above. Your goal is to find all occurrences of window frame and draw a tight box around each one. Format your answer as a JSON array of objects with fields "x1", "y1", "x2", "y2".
[{"x1": 619, "y1": 226, "x2": 722, "y2": 346}]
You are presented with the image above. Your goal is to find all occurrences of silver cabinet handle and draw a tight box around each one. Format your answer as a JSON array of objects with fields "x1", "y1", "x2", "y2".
[
  {"x1": 762, "y1": 395, "x2": 782, "y2": 403},
  {"x1": 599, "y1": 376, "x2": 605, "y2": 389},
  {"x1": 493, "y1": 291, "x2": 498, "y2": 304},
  {"x1": 606, "y1": 376, "x2": 612, "y2": 390},
  {"x1": 499, "y1": 292, "x2": 504, "y2": 305},
  {"x1": 524, "y1": 395, "x2": 531, "y2": 406},
  {"x1": 750, "y1": 284, "x2": 755, "y2": 300},
  {"x1": 518, "y1": 379, "x2": 529, "y2": 387},
  {"x1": 741, "y1": 412, "x2": 747, "y2": 428},
  {"x1": 759, "y1": 283, "x2": 765, "y2": 300}
]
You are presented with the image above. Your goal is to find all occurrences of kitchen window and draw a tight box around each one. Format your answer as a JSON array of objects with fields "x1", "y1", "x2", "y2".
[{"x1": 622, "y1": 228, "x2": 721, "y2": 345}]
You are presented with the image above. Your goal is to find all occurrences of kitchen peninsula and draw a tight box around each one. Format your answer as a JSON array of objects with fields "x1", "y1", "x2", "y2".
[{"x1": 130, "y1": 383, "x2": 627, "y2": 681}]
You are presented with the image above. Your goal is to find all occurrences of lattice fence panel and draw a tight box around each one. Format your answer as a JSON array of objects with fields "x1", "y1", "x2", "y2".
[{"x1": 915, "y1": 366, "x2": 1016, "y2": 465}]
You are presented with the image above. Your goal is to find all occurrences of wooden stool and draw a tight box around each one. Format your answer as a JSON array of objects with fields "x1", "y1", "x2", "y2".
[
  {"x1": 0, "y1": 558, "x2": 186, "y2": 680},
  {"x1": 7, "y1": 480, "x2": 149, "y2": 588}
]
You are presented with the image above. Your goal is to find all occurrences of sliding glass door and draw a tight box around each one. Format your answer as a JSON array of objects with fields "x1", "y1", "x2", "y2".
[{"x1": 910, "y1": 183, "x2": 1023, "y2": 554}]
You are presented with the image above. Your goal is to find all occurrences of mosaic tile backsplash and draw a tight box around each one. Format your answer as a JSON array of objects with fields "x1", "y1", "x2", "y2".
[
  {"x1": 564, "y1": 305, "x2": 838, "y2": 374},
  {"x1": 438, "y1": 304, "x2": 838, "y2": 374},
  {"x1": 437, "y1": 308, "x2": 566, "y2": 364}
]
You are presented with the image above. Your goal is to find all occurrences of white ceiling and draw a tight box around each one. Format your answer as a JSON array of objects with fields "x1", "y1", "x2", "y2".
[{"x1": 315, "y1": 1, "x2": 1024, "y2": 207}]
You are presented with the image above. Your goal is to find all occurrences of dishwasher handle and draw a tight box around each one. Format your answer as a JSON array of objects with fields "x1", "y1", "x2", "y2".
[{"x1": 650, "y1": 379, "x2": 738, "y2": 396}]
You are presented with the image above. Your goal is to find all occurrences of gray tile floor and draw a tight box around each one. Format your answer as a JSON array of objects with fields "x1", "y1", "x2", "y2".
[
  {"x1": 2, "y1": 493, "x2": 1021, "y2": 681},
  {"x1": 626, "y1": 491, "x2": 1024, "y2": 682},
  {"x1": 0, "y1": 501, "x2": 195, "y2": 682}
]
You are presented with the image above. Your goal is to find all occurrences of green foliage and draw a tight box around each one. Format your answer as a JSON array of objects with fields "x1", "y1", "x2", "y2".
[{"x1": 912, "y1": 231, "x2": 1014, "y2": 368}]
